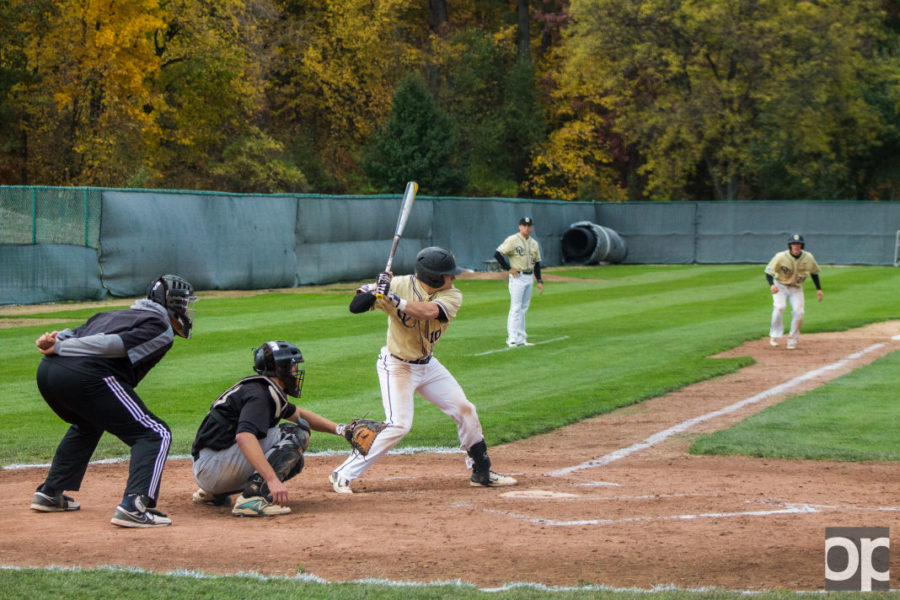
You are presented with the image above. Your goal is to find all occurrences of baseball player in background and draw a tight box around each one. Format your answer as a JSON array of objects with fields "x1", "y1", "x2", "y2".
[
  {"x1": 191, "y1": 341, "x2": 353, "y2": 517},
  {"x1": 494, "y1": 216, "x2": 543, "y2": 348},
  {"x1": 765, "y1": 234, "x2": 823, "y2": 349},
  {"x1": 328, "y1": 246, "x2": 517, "y2": 493},
  {"x1": 30, "y1": 274, "x2": 196, "y2": 528}
]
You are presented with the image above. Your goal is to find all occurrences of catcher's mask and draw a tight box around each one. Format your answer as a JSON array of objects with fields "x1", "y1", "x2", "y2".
[
  {"x1": 147, "y1": 274, "x2": 197, "y2": 339},
  {"x1": 414, "y1": 246, "x2": 463, "y2": 288},
  {"x1": 787, "y1": 234, "x2": 805, "y2": 249},
  {"x1": 253, "y1": 341, "x2": 305, "y2": 398}
]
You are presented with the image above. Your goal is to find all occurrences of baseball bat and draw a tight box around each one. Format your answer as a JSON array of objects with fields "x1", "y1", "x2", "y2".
[{"x1": 376, "y1": 181, "x2": 418, "y2": 299}]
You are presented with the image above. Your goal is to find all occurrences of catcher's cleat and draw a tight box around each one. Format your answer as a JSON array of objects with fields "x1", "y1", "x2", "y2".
[
  {"x1": 110, "y1": 506, "x2": 172, "y2": 528},
  {"x1": 470, "y1": 470, "x2": 517, "y2": 488},
  {"x1": 329, "y1": 472, "x2": 353, "y2": 495},
  {"x1": 232, "y1": 494, "x2": 290, "y2": 517},
  {"x1": 786, "y1": 340, "x2": 797, "y2": 350},
  {"x1": 192, "y1": 488, "x2": 231, "y2": 506},
  {"x1": 31, "y1": 491, "x2": 80, "y2": 512},
  {"x1": 769, "y1": 337, "x2": 778, "y2": 347}
]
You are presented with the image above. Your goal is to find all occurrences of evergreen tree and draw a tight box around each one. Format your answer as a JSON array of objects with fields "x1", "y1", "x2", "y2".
[{"x1": 363, "y1": 72, "x2": 467, "y2": 195}]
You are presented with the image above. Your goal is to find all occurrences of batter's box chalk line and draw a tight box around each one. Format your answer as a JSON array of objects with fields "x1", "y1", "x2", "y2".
[
  {"x1": 470, "y1": 336, "x2": 570, "y2": 356},
  {"x1": 477, "y1": 502, "x2": 822, "y2": 527},
  {"x1": 549, "y1": 342, "x2": 887, "y2": 477}
]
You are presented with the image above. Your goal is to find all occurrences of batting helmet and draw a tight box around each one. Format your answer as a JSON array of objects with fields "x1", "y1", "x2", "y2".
[
  {"x1": 253, "y1": 341, "x2": 305, "y2": 398},
  {"x1": 415, "y1": 246, "x2": 463, "y2": 288},
  {"x1": 147, "y1": 274, "x2": 197, "y2": 339},
  {"x1": 787, "y1": 234, "x2": 805, "y2": 248}
]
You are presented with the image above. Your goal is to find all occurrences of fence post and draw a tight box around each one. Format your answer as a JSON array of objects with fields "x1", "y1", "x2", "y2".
[{"x1": 31, "y1": 187, "x2": 37, "y2": 244}]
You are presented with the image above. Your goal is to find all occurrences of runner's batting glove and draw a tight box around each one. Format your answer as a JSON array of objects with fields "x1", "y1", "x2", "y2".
[{"x1": 375, "y1": 271, "x2": 391, "y2": 297}]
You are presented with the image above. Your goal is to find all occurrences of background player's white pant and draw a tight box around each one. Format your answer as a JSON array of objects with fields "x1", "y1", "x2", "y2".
[
  {"x1": 507, "y1": 273, "x2": 534, "y2": 345},
  {"x1": 332, "y1": 348, "x2": 484, "y2": 483},
  {"x1": 769, "y1": 283, "x2": 805, "y2": 344}
]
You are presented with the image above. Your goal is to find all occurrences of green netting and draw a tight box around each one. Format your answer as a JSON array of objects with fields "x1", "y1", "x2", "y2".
[{"x1": 0, "y1": 186, "x2": 101, "y2": 247}]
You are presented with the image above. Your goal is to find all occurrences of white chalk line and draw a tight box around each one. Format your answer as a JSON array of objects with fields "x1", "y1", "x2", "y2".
[
  {"x1": 2, "y1": 446, "x2": 466, "y2": 471},
  {"x1": 0, "y1": 564, "x2": 752, "y2": 594},
  {"x1": 549, "y1": 342, "x2": 888, "y2": 477},
  {"x1": 479, "y1": 502, "x2": 821, "y2": 527},
  {"x1": 470, "y1": 336, "x2": 570, "y2": 356},
  {"x1": 472, "y1": 501, "x2": 900, "y2": 528}
]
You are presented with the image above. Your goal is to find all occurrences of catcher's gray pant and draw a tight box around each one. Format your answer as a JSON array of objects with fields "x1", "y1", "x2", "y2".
[
  {"x1": 332, "y1": 348, "x2": 485, "y2": 483},
  {"x1": 769, "y1": 283, "x2": 805, "y2": 344},
  {"x1": 507, "y1": 272, "x2": 534, "y2": 345},
  {"x1": 192, "y1": 426, "x2": 284, "y2": 496}
]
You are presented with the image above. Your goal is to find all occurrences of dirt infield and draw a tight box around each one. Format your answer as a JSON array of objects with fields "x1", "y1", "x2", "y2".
[{"x1": 1, "y1": 321, "x2": 897, "y2": 590}]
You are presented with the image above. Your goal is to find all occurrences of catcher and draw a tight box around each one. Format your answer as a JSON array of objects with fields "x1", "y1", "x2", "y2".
[{"x1": 190, "y1": 340, "x2": 385, "y2": 516}]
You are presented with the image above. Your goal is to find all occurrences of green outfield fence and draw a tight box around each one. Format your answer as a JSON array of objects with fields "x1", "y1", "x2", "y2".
[{"x1": 2, "y1": 186, "x2": 898, "y2": 306}]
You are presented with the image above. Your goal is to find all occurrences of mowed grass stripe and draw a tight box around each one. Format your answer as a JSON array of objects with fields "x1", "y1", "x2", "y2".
[{"x1": 1, "y1": 265, "x2": 898, "y2": 465}]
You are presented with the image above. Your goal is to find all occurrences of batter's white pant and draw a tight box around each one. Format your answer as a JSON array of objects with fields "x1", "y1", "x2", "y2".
[
  {"x1": 192, "y1": 426, "x2": 282, "y2": 495},
  {"x1": 507, "y1": 273, "x2": 534, "y2": 346},
  {"x1": 769, "y1": 283, "x2": 805, "y2": 345},
  {"x1": 332, "y1": 348, "x2": 485, "y2": 483}
]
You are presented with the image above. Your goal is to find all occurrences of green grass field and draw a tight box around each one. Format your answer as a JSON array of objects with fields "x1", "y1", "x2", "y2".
[{"x1": 1, "y1": 264, "x2": 898, "y2": 596}]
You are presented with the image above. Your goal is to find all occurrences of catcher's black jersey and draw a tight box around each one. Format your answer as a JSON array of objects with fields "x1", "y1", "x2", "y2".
[
  {"x1": 191, "y1": 376, "x2": 297, "y2": 458},
  {"x1": 41, "y1": 300, "x2": 174, "y2": 388}
]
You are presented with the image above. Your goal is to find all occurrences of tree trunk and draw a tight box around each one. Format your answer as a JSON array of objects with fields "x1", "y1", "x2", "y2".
[
  {"x1": 428, "y1": 0, "x2": 448, "y2": 33},
  {"x1": 517, "y1": 0, "x2": 530, "y2": 58}
]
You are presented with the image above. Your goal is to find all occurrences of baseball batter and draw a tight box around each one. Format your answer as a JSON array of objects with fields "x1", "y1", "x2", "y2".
[
  {"x1": 765, "y1": 234, "x2": 823, "y2": 349},
  {"x1": 494, "y1": 216, "x2": 543, "y2": 347},
  {"x1": 328, "y1": 246, "x2": 517, "y2": 493}
]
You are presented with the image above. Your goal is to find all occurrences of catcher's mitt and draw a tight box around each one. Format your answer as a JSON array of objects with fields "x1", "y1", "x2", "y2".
[{"x1": 343, "y1": 418, "x2": 388, "y2": 455}]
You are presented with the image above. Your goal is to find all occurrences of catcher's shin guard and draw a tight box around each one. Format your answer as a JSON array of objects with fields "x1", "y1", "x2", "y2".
[
  {"x1": 467, "y1": 439, "x2": 492, "y2": 483},
  {"x1": 244, "y1": 422, "x2": 309, "y2": 498}
]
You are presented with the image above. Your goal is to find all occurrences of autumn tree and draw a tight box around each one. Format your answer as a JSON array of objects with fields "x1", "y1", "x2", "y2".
[
  {"x1": 557, "y1": 0, "x2": 896, "y2": 200},
  {"x1": 268, "y1": 0, "x2": 426, "y2": 191},
  {"x1": 10, "y1": 0, "x2": 166, "y2": 186}
]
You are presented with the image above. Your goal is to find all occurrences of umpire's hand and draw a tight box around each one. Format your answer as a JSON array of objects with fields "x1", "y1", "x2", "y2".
[{"x1": 36, "y1": 331, "x2": 58, "y2": 355}]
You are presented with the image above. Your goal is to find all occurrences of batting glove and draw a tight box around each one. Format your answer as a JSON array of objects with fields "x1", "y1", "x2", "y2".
[
  {"x1": 375, "y1": 271, "x2": 392, "y2": 297},
  {"x1": 384, "y1": 292, "x2": 407, "y2": 311}
]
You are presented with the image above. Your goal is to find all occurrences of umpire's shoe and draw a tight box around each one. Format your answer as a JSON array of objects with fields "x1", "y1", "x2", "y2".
[
  {"x1": 110, "y1": 494, "x2": 172, "y2": 528},
  {"x1": 31, "y1": 490, "x2": 81, "y2": 512},
  {"x1": 232, "y1": 494, "x2": 290, "y2": 517}
]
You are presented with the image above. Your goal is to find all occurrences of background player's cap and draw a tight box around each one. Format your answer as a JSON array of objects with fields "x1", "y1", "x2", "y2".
[{"x1": 519, "y1": 216, "x2": 534, "y2": 226}]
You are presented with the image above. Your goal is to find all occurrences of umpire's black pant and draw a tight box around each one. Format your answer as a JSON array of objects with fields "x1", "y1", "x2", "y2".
[{"x1": 36, "y1": 359, "x2": 171, "y2": 506}]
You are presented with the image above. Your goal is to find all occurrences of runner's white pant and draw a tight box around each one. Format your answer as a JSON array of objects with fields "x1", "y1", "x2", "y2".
[
  {"x1": 507, "y1": 273, "x2": 534, "y2": 345},
  {"x1": 332, "y1": 348, "x2": 484, "y2": 483},
  {"x1": 769, "y1": 283, "x2": 805, "y2": 344}
]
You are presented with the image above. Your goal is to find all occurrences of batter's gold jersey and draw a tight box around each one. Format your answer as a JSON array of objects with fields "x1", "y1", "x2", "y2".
[
  {"x1": 497, "y1": 233, "x2": 541, "y2": 272},
  {"x1": 765, "y1": 250, "x2": 820, "y2": 286},
  {"x1": 373, "y1": 274, "x2": 462, "y2": 361}
]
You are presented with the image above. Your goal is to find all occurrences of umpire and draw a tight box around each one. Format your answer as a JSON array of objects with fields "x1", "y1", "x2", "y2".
[{"x1": 30, "y1": 274, "x2": 197, "y2": 528}]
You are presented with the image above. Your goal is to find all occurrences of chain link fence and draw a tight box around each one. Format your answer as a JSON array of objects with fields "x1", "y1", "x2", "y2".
[{"x1": 0, "y1": 186, "x2": 101, "y2": 247}]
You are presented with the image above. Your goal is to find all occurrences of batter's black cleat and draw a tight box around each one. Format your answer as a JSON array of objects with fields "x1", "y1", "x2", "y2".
[
  {"x1": 470, "y1": 470, "x2": 517, "y2": 487},
  {"x1": 31, "y1": 491, "x2": 81, "y2": 512}
]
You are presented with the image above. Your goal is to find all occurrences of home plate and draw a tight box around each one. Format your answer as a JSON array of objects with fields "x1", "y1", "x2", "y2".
[{"x1": 500, "y1": 490, "x2": 579, "y2": 499}]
